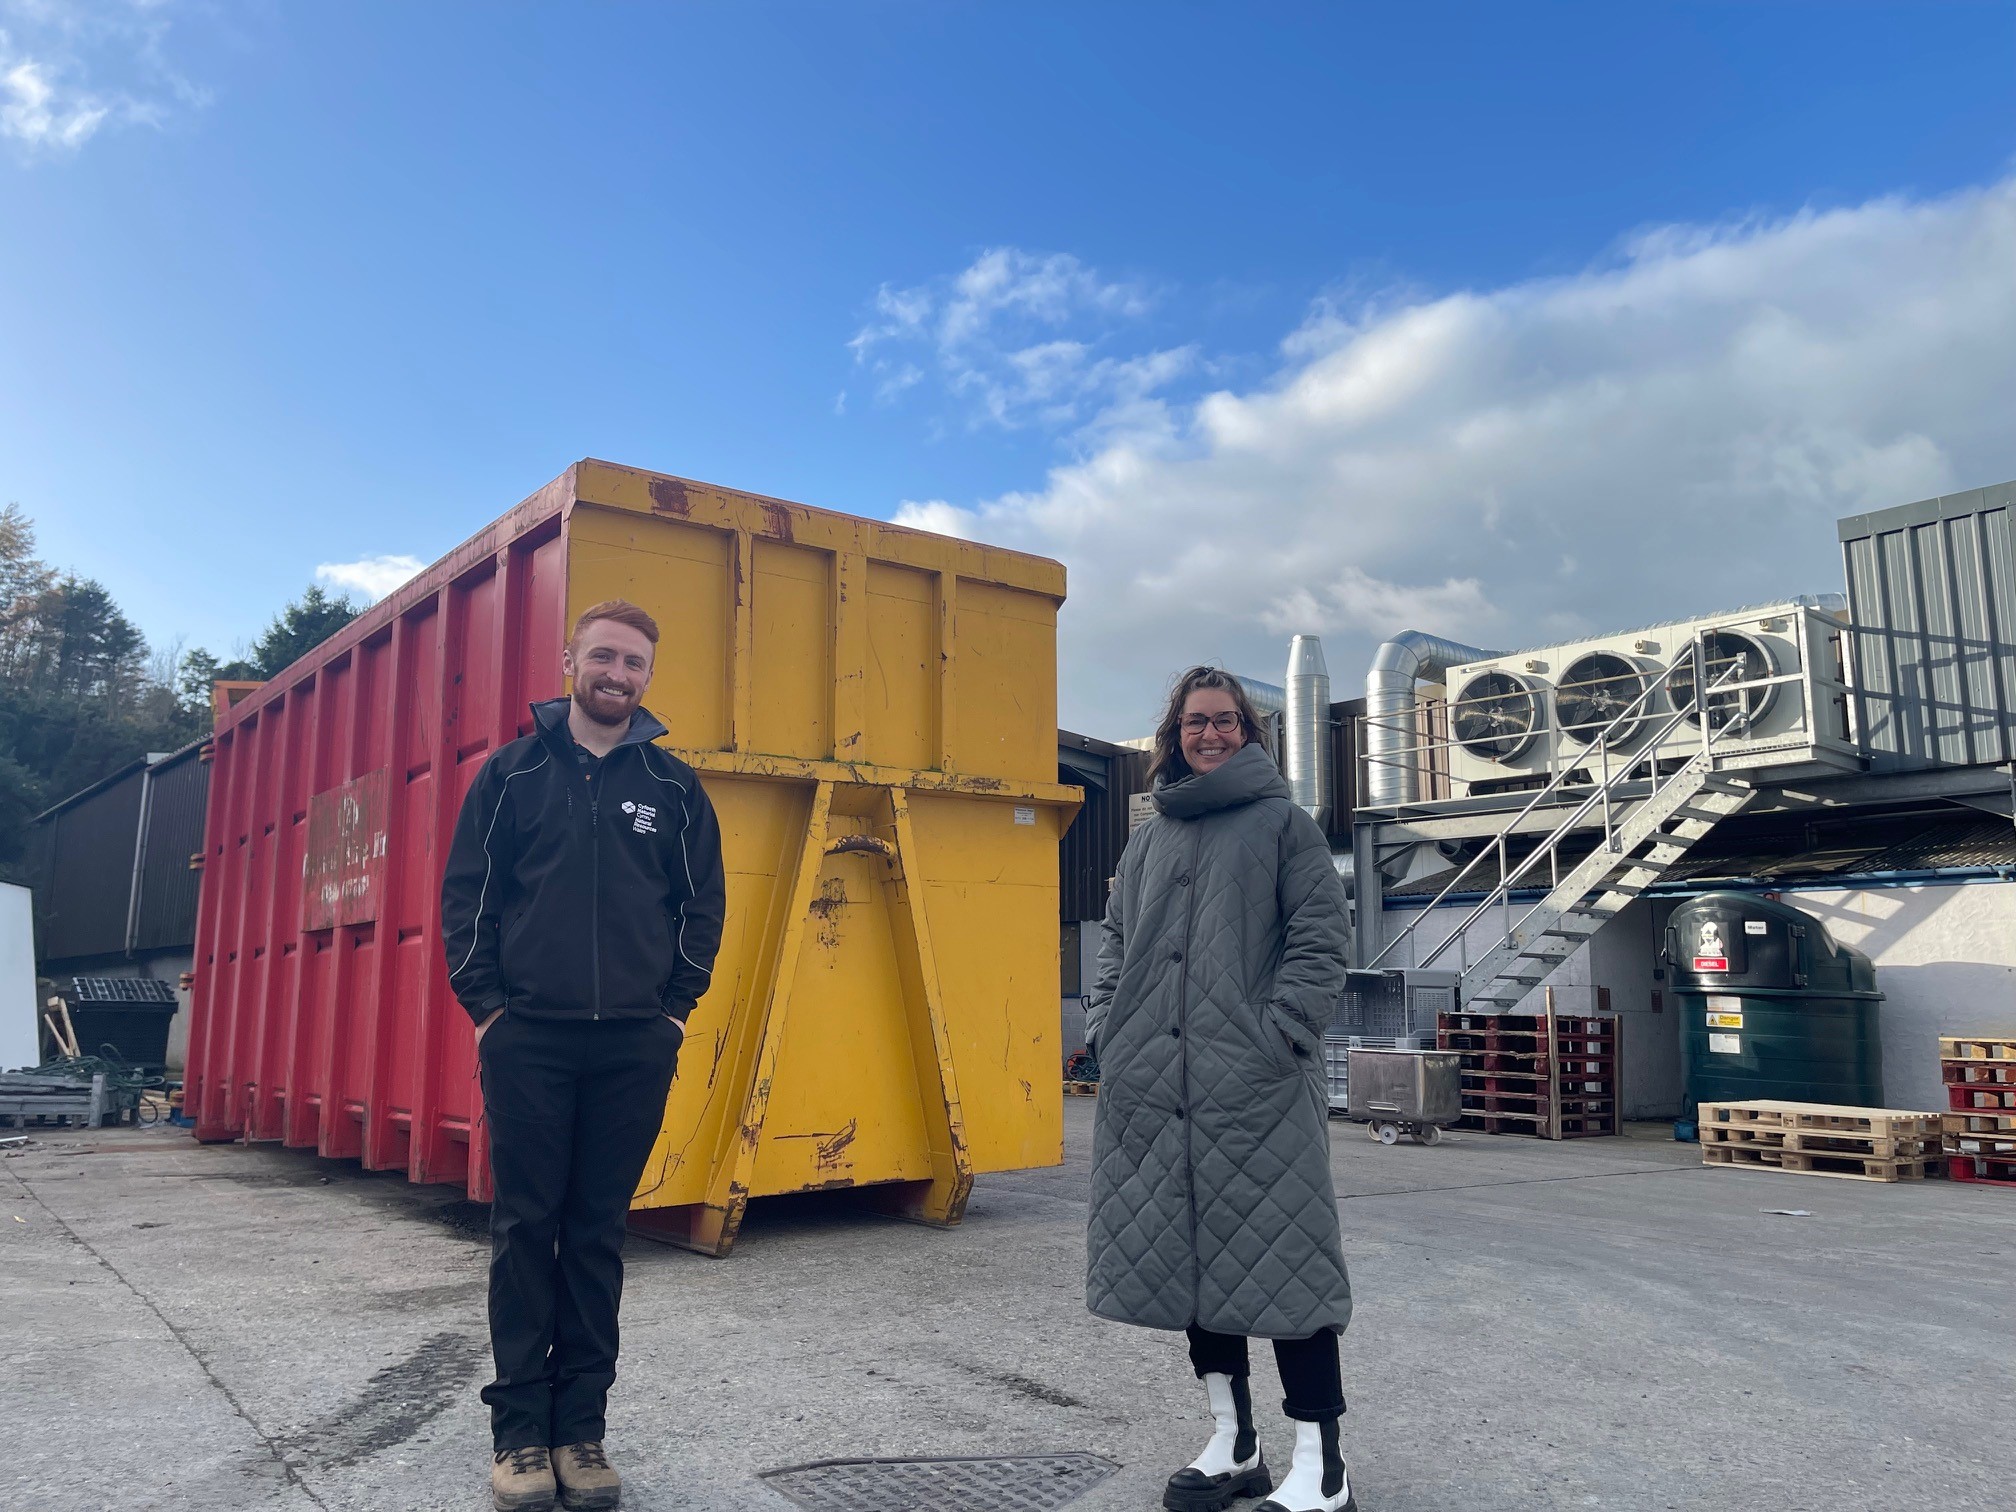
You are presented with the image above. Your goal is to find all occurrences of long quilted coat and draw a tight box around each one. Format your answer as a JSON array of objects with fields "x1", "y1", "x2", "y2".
[{"x1": 1085, "y1": 743, "x2": 1353, "y2": 1339}]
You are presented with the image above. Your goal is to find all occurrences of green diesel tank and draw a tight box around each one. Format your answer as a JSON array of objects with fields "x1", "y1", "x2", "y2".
[{"x1": 1667, "y1": 891, "x2": 1885, "y2": 1115}]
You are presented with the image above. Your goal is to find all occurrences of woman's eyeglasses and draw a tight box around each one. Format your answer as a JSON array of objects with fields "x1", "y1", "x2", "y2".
[{"x1": 1179, "y1": 712, "x2": 1244, "y2": 734}]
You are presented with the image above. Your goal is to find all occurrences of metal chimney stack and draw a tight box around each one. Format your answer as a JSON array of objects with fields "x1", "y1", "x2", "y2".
[{"x1": 1285, "y1": 635, "x2": 1332, "y2": 827}]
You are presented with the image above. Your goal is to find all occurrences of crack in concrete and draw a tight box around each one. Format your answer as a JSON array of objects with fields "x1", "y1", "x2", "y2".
[{"x1": 4, "y1": 1165, "x2": 332, "y2": 1509}]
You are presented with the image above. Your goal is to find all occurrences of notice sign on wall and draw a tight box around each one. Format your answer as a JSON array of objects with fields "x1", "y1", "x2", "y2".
[
  {"x1": 302, "y1": 768, "x2": 390, "y2": 930},
  {"x1": 1128, "y1": 792, "x2": 1157, "y2": 833}
]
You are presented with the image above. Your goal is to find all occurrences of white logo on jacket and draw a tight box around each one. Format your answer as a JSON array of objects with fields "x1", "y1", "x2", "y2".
[{"x1": 622, "y1": 800, "x2": 658, "y2": 835}]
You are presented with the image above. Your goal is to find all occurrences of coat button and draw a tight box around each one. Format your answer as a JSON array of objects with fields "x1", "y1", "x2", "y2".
[
  {"x1": 1170, "y1": 1026, "x2": 1181, "y2": 1038},
  {"x1": 1170, "y1": 950, "x2": 1183, "y2": 962},
  {"x1": 1175, "y1": 873, "x2": 1191, "y2": 886}
]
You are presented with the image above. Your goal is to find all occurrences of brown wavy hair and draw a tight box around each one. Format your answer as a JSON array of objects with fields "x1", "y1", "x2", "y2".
[{"x1": 1148, "y1": 666, "x2": 1270, "y2": 785}]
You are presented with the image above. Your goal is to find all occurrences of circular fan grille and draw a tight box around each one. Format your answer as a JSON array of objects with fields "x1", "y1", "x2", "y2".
[
  {"x1": 1664, "y1": 630, "x2": 1778, "y2": 731},
  {"x1": 1556, "y1": 652, "x2": 1648, "y2": 746},
  {"x1": 1452, "y1": 671, "x2": 1542, "y2": 761}
]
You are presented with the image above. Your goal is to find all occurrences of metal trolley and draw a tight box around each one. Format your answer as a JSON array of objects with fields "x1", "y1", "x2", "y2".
[{"x1": 1345, "y1": 1046, "x2": 1463, "y2": 1146}]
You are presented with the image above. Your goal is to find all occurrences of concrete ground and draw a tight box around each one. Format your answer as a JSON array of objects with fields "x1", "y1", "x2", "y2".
[{"x1": 2, "y1": 1101, "x2": 2009, "y2": 1512}]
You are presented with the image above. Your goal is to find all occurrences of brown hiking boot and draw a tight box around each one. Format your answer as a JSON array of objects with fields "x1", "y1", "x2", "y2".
[
  {"x1": 552, "y1": 1441, "x2": 622, "y2": 1509},
  {"x1": 491, "y1": 1445, "x2": 557, "y2": 1511}
]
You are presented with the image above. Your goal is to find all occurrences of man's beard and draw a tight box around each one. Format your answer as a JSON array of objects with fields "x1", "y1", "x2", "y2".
[{"x1": 573, "y1": 683, "x2": 636, "y2": 728}]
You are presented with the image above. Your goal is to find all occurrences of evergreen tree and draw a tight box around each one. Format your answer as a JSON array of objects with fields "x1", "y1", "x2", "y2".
[
  {"x1": 246, "y1": 584, "x2": 359, "y2": 677},
  {"x1": 0, "y1": 506, "x2": 364, "y2": 877}
]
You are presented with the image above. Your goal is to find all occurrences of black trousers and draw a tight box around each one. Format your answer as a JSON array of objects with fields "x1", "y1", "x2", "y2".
[
  {"x1": 1186, "y1": 1325, "x2": 1346, "y2": 1422},
  {"x1": 478, "y1": 1013, "x2": 681, "y2": 1450}
]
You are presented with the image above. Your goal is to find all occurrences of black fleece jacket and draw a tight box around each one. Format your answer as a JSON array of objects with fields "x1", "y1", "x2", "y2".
[{"x1": 439, "y1": 698, "x2": 727, "y2": 1027}]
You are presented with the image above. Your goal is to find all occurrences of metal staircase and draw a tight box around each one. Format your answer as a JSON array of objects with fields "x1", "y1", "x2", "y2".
[{"x1": 1367, "y1": 645, "x2": 1759, "y2": 1010}]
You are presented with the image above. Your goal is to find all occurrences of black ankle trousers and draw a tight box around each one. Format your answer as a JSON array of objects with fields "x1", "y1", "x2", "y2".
[{"x1": 1186, "y1": 1324, "x2": 1345, "y2": 1422}]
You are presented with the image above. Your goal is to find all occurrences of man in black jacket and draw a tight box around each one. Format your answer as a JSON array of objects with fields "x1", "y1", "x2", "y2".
[{"x1": 441, "y1": 599, "x2": 726, "y2": 1512}]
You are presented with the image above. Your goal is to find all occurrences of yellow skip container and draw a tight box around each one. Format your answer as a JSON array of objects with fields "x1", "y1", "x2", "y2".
[{"x1": 568, "y1": 462, "x2": 1076, "y2": 1254}]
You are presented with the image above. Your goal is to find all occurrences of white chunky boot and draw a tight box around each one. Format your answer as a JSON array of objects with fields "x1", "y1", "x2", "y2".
[
  {"x1": 1162, "y1": 1372, "x2": 1271, "y2": 1512},
  {"x1": 1256, "y1": 1417, "x2": 1354, "y2": 1512}
]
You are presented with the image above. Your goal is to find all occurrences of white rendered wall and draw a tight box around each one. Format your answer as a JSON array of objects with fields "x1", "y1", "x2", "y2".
[
  {"x1": 1383, "y1": 878, "x2": 2016, "y2": 1118},
  {"x1": 1769, "y1": 882, "x2": 2016, "y2": 1111},
  {"x1": 1, "y1": 884, "x2": 38, "y2": 1072}
]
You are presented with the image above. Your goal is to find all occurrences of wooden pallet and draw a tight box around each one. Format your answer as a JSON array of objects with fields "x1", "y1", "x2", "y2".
[
  {"x1": 0, "y1": 1073, "x2": 123, "y2": 1129},
  {"x1": 1939, "y1": 1037, "x2": 2016, "y2": 1061},
  {"x1": 1948, "y1": 1083, "x2": 2016, "y2": 1111},
  {"x1": 1947, "y1": 1152, "x2": 2016, "y2": 1188},
  {"x1": 1701, "y1": 1143, "x2": 1943, "y2": 1183},
  {"x1": 1942, "y1": 1059, "x2": 2016, "y2": 1088},
  {"x1": 1941, "y1": 1111, "x2": 2016, "y2": 1157},
  {"x1": 1440, "y1": 990, "x2": 1621, "y2": 1139},
  {"x1": 1700, "y1": 1123, "x2": 1940, "y2": 1159},
  {"x1": 1696, "y1": 1100, "x2": 1940, "y2": 1141},
  {"x1": 1062, "y1": 1081, "x2": 1099, "y2": 1097}
]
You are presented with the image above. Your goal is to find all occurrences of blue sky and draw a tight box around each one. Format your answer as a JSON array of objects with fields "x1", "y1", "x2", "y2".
[{"x1": 4, "y1": 2, "x2": 2014, "y2": 734}]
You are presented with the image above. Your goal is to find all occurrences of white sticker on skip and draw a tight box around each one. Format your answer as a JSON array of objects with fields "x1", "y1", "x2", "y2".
[
  {"x1": 1708, "y1": 1032, "x2": 1742, "y2": 1054},
  {"x1": 1013, "y1": 806, "x2": 1036, "y2": 826}
]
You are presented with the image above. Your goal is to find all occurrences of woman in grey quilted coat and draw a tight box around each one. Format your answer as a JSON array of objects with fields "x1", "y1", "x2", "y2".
[{"x1": 1086, "y1": 667, "x2": 1356, "y2": 1512}]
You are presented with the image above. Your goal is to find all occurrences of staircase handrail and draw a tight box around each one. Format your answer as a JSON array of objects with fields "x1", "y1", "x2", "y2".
[{"x1": 1366, "y1": 640, "x2": 1750, "y2": 972}]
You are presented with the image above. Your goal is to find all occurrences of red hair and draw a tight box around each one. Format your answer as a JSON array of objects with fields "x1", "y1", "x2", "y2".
[{"x1": 571, "y1": 599, "x2": 660, "y2": 646}]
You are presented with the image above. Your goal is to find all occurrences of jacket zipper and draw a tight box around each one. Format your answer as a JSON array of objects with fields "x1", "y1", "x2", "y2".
[
  {"x1": 589, "y1": 761, "x2": 603, "y2": 1018},
  {"x1": 1179, "y1": 823, "x2": 1202, "y2": 1312}
]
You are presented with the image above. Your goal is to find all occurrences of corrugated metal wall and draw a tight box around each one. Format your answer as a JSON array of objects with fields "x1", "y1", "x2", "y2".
[
  {"x1": 132, "y1": 747, "x2": 208, "y2": 953},
  {"x1": 1840, "y1": 481, "x2": 2016, "y2": 771},
  {"x1": 1058, "y1": 733, "x2": 1137, "y2": 924},
  {"x1": 32, "y1": 768, "x2": 144, "y2": 961},
  {"x1": 29, "y1": 743, "x2": 212, "y2": 966}
]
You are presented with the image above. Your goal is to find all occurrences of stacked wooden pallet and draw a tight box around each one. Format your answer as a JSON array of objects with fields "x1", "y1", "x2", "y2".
[
  {"x1": 1436, "y1": 1006, "x2": 1620, "y2": 1139},
  {"x1": 0, "y1": 1071, "x2": 119, "y2": 1129},
  {"x1": 1698, "y1": 1100, "x2": 1943, "y2": 1182},
  {"x1": 1940, "y1": 1036, "x2": 2016, "y2": 1188}
]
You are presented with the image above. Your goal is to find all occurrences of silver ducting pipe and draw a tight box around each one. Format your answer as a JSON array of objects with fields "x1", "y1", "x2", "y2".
[
  {"x1": 1364, "y1": 630, "x2": 1501, "y2": 807},
  {"x1": 1285, "y1": 635, "x2": 1332, "y2": 827},
  {"x1": 1230, "y1": 675, "x2": 1286, "y2": 718}
]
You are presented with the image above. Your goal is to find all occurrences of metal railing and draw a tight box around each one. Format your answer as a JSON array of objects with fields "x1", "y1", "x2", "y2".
[{"x1": 1366, "y1": 634, "x2": 1757, "y2": 979}]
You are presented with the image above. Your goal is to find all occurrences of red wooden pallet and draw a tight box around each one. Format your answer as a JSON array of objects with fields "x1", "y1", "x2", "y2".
[{"x1": 1947, "y1": 1153, "x2": 2016, "y2": 1189}]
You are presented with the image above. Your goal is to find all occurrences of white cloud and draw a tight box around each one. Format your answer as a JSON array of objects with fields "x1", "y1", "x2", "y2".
[
  {"x1": 900, "y1": 180, "x2": 2016, "y2": 736},
  {"x1": 0, "y1": 3, "x2": 208, "y2": 155},
  {"x1": 1, "y1": 54, "x2": 106, "y2": 147},
  {"x1": 316, "y1": 554, "x2": 425, "y2": 603},
  {"x1": 848, "y1": 247, "x2": 1187, "y2": 432}
]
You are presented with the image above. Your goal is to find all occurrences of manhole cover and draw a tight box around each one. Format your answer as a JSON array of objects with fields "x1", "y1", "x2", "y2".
[{"x1": 760, "y1": 1452, "x2": 1119, "y2": 1511}]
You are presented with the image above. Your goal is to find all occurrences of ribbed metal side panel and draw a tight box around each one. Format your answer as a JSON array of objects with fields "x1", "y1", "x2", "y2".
[
  {"x1": 133, "y1": 749, "x2": 209, "y2": 953},
  {"x1": 1839, "y1": 482, "x2": 2016, "y2": 770},
  {"x1": 32, "y1": 772, "x2": 143, "y2": 962},
  {"x1": 1057, "y1": 738, "x2": 1138, "y2": 925}
]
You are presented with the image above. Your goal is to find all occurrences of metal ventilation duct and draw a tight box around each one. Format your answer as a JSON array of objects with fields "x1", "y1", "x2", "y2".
[
  {"x1": 1285, "y1": 635, "x2": 1332, "y2": 826},
  {"x1": 1365, "y1": 630, "x2": 1501, "y2": 807},
  {"x1": 1230, "y1": 675, "x2": 1287, "y2": 718}
]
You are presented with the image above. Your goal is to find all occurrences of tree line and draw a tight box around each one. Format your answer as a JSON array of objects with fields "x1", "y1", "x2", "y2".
[{"x1": 0, "y1": 503, "x2": 362, "y2": 879}]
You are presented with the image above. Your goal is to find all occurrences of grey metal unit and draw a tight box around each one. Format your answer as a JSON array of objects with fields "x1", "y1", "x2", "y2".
[
  {"x1": 1333, "y1": 967, "x2": 1460, "y2": 1038},
  {"x1": 1839, "y1": 480, "x2": 2016, "y2": 771},
  {"x1": 1321, "y1": 1031, "x2": 1436, "y2": 1110},
  {"x1": 1345, "y1": 1047, "x2": 1464, "y2": 1143}
]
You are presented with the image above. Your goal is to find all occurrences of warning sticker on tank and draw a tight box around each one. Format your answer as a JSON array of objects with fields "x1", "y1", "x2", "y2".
[
  {"x1": 1706, "y1": 1010, "x2": 1743, "y2": 1029},
  {"x1": 1707, "y1": 994, "x2": 1742, "y2": 1011},
  {"x1": 1744, "y1": 919, "x2": 1769, "y2": 935},
  {"x1": 1693, "y1": 956, "x2": 1729, "y2": 971},
  {"x1": 1708, "y1": 1032, "x2": 1742, "y2": 1054}
]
